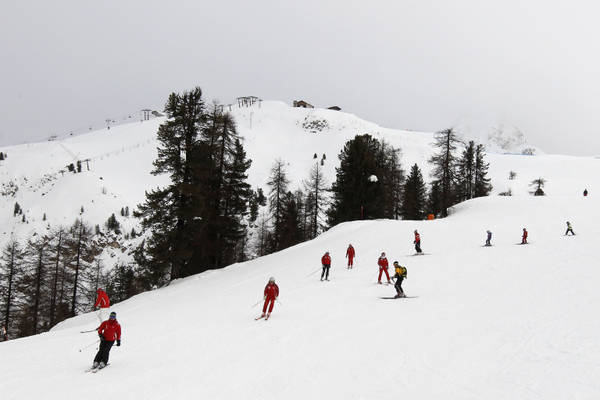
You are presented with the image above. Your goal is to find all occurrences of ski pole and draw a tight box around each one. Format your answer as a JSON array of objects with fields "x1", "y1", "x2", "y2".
[
  {"x1": 251, "y1": 299, "x2": 262, "y2": 308},
  {"x1": 306, "y1": 268, "x2": 321, "y2": 278},
  {"x1": 78, "y1": 339, "x2": 99, "y2": 352},
  {"x1": 80, "y1": 329, "x2": 97, "y2": 333}
]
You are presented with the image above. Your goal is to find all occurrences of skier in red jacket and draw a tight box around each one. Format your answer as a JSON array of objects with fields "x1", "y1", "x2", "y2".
[
  {"x1": 346, "y1": 244, "x2": 355, "y2": 269},
  {"x1": 92, "y1": 311, "x2": 121, "y2": 370},
  {"x1": 321, "y1": 251, "x2": 332, "y2": 281},
  {"x1": 259, "y1": 277, "x2": 279, "y2": 320},
  {"x1": 521, "y1": 228, "x2": 528, "y2": 244},
  {"x1": 414, "y1": 230, "x2": 422, "y2": 254},
  {"x1": 94, "y1": 288, "x2": 110, "y2": 322},
  {"x1": 377, "y1": 252, "x2": 391, "y2": 284}
]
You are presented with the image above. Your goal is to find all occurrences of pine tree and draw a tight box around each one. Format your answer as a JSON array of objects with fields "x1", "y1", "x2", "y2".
[
  {"x1": 19, "y1": 235, "x2": 51, "y2": 335},
  {"x1": 429, "y1": 128, "x2": 460, "y2": 217},
  {"x1": 47, "y1": 228, "x2": 66, "y2": 327},
  {"x1": 43, "y1": 213, "x2": 47, "y2": 221},
  {"x1": 427, "y1": 181, "x2": 442, "y2": 217},
  {"x1": 474, "y1": 144, "x2": 492, "y2": 197},
  {"x1": 136, "y1": 87, "x2": 207, "y2": 281},
  {"x1": 328, "y1": 134, "x2": 402, "y2": 225},
  {"x1": 13, "y1": 202, "x2": 20, "y2": 216},
  {"x1": 456, "y1": 141, "x2": 476, "y2": 202},
  {"x1": 401, "y1": 164, "x2": 427, "y2": 220},
  {"x1": 65, "y1": 219, "x2": 95, "y2": 316},
  {"x1": 267, "y1": 159, "x2": 290, "y2": 251},
  {"x1": 278, "y1": 191, "x2": 303, "y2": 250},
  {"x1": 304, "y1": 162, "x2": 328, "y2": 239},
  {"x1": 0, "y1": 240, "x2": 25, "y2": 339},
  {"x1": 0, "y1": 152, "x2": 4, "y2": 161},
  {"x1": 106, "y1": 213, "x2": 120, "y2": 232}
]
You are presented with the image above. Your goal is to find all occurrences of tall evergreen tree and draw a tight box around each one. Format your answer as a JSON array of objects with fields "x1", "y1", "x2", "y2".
[
  {"x1": 136, "y1": 87, "x2": 206, "y2": 281},
  {"x1": 19, "y1": 235, "x2": 51, "y2": 335},
  {"x1": 328, "y1": 134, "x2": 403, "y2": 225},
  {"x1": 0, "y1": 240, "x2": 25, "y2": 339},
  {"x1": 65, "y1": 219, "x2": 95, "y2": 316},
  {"x1": 401, "y1": 164, "x2": 427, "y2": 220},
  {"x1": 429, "y1": 128, "x2": 460, "y2": 217},
  {"x1": 474, "y1": 144, "x2": 492, "y2": 197},
  {"x1": 456, "y1": 141, "x2": 476, "y2": 202},
  {"x1": 304, "y1": 162, "x2": 328, "y2": 239},
  {"x1": 278, "y1": 191, "x2": 303, "y2": 250},
  {"x1": 267, "y1": 159, "x2": 290, "y2": 251}
]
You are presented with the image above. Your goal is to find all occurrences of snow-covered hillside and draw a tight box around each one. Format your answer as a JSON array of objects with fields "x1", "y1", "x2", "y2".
[
  {"x1": 1, "y1": 194, "x2": 599, "y2": 399},
  {"x1": 0, "y1": 100, "x2": 594, "y2": 256},
  {"x1": 1, "y1": 100, "x2": 600, "y2": 399}
]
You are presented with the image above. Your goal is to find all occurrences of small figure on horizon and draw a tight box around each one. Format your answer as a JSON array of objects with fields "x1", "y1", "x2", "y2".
[
  {"x1": 565, "y1": 221, "x2": 575, "y2": 236},
  {"x1": 583, "y1": 188, "x2": 588, "y2": 197},
  {"x1": 414, "y1": 230, "x2": 422, "y2": 254},
  {"x1": 346, "y1": 244, "x2": 355, "y2": 269},
  {"x1": 485, "y1": 230, "x2": 492, "y2": 246},
  {"x1": 521, "y1": 228, "x2": 528, "y2": 244},
  {"x1": 321, "y1": 251, "x2": 331, "y2": 281},
  {"x1": 377, "y1": 252, "x2": 391, "y2": 284}
]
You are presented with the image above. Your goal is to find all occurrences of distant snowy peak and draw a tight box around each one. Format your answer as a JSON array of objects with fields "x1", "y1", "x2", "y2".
[{"x1": 454, "y1": 122, "x2": 542, "y2": 155}]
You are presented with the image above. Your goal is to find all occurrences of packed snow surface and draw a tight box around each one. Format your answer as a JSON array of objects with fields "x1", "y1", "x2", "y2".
[
  {"x1": 1, "y1": 194, "x2": 600, "y2": 399},
  {"x1": 1, "y1": 101, "x2": 599, "y2": 399}
]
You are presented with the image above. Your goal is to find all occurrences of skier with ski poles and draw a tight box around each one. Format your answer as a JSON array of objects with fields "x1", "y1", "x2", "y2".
[
  {"x1": 521, "y1": 228, "x2": 528, "y2": 244},
  {"x1": 414, "y1": 230, "x2": 423, "y2": 254},
  {"x1": 321, "y1": 251, "x2": 331, "y2": 281},
  {"x1": 91, "y1": 311, "x2": 121, "y2": 371},
  {"x1": 565, "y1": 221, "x2": 575, "y2": 236},
  {"x1": 346, "y1": 244, "x2": 355, "y2": 269},
  {"x1": 391, "y1": 261, "x2": 407, "y2": 298},
  {"x1": 93, "y1": 288, "x2": 110, "y2": 322},
  {"x1": 485, "y1": 230, "x2": 492, "y2": 246},
  {"x1": 377, "y1": 252, "x2": 391, "y2": 284},
  {"x1": 258, "y1": 277, "x2": 279, "y2": 320}
]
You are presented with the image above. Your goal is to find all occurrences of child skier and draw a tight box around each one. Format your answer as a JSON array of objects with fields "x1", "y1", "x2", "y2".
[
  {"x1": 321, "y1": 251, "x2": 331, "y2": 281},
  {"x1": 521, "y1": 228, "x2": 528, "y2": 244},
  {"x1": 414, "y1": 230, "x2": 422, "y2": 254},
  {"x1": 485, "y1": 230, "x2": 492, "y2": 246},
  {"x1": 346, "y1": 244, "x2": 355, "y2": 269},
  {"x1": 565, "y1": 221, "x2": 575, "y2": 236},
  {"x1": 92, "y1": 311, "x2": 121, "y2": 370},
  {"x1": 391, "y1": 261, "x2": 407, "y2": 298},
  {"x1": 93, "y1": 288, "x2": 110, "y2": 322},
  {"x1": 377, "y1": 252, "x2": 391, "y2": 284},
  {"x1": 259, "y1": 277, "x2": 279, "y2": 320}
]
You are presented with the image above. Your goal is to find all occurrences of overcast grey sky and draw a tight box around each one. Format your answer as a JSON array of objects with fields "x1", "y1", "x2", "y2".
[{"x1": 2, "y1": 0, "x2": 600, "y2": 155}]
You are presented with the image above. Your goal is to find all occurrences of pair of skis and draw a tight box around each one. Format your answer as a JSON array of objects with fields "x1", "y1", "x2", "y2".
[
  {"x1": 254, "y1": 314, "x2": 270, "y2": 321},
  {"x1": 85, "y1": 363, "x2": 109, "y2": 373}
]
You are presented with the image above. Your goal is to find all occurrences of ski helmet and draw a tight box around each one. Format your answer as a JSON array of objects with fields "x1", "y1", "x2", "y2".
[
  {"x1": 269, "y1": 277, "x2": 275, "y2": 283},
  {"x1": 109, "y1": 312, "x2": 117, "y2": 319}
]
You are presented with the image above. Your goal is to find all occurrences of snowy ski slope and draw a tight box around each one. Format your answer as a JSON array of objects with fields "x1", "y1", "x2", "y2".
[
  {"x1": 1, "y1": 194, "x2": 599, "y2": 399},
  {"x1": 1, "y1": 101, "x2": 599, "y2": 399}
]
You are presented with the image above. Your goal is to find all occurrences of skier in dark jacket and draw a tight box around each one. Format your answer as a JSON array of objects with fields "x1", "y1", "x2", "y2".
[
  {"x1": 391, "y1": 262, "x2": 407, "y2": 298},
  {"x1": 485, "y1": 230, "x2": 492, "y2": 246},
  {"x1": 92, "y1": 311, "x2": 121, "y2": 370},
  {"x1": 565, "y1": 221, "x2": 575, "y2": 236}
]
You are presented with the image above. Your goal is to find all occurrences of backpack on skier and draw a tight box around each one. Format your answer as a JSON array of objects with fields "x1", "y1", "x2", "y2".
[{"x1": 394, "y1": 265, "x2": 407, "y2": 278}]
